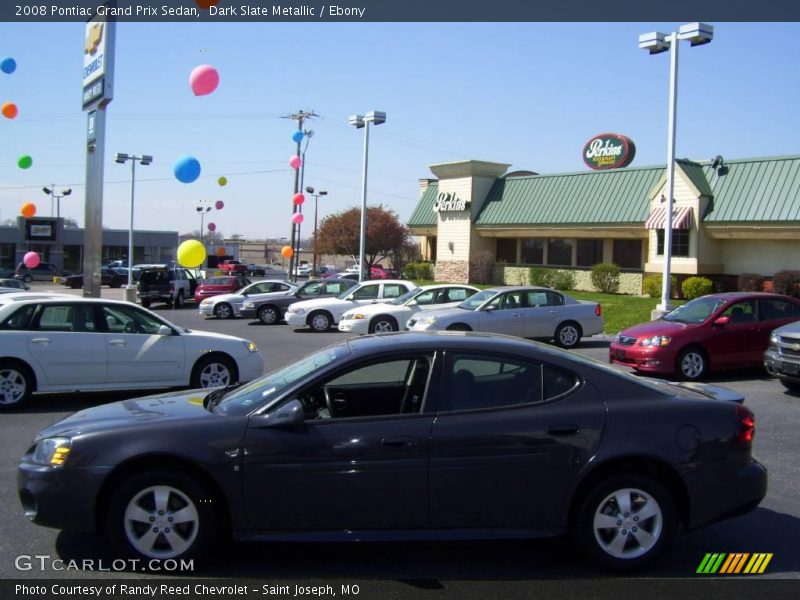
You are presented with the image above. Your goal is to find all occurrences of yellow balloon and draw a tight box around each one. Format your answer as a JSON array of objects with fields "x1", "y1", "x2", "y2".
[{"x1": 177, "y1": 239, "x2": 207, "y2": 268}]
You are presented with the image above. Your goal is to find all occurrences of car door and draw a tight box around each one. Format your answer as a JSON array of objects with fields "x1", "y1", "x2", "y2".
[
  {"x1": 523, "y1": 290, "x2": 564, "y2": 337},
  {"x1": 100, "y1": 303, "x2": 186, "y2": 385},
  {"x1": 429, "y1": 351, "x2": 605, "y2": 529},
  {"x1": 25, "y1": 302, "x2": 108, "y2": 386},
  {"x1": 243, "y1": 354, "x2": 436, "y2": 531},
  {"x1": 704, "y1": 299, "x2": 760, "y2": 368},
  {"x1": 475, "y1": 290, "x2": 525, "y2": 335}
]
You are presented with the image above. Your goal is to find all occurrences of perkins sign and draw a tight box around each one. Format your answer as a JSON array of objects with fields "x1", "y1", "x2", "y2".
[
  {"x1": 433, "y1": 192, "x2": 471, "y2": 212},
  {"x1": 583, "y1": 133, "x2": 636, "y2": 170}
]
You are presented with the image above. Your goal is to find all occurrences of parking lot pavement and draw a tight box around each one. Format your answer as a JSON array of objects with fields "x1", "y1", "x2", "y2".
[{"x1": 2, "y1": 282, "x2": 800, "y2": 580}]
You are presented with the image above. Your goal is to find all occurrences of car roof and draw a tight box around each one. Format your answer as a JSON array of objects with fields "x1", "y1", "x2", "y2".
[
  {"x1": 418, "y1": 283, "x2": 479, "y2": 291},
  {"x1": 699, "y1": 291, "x2": 799, "y2": 301}
]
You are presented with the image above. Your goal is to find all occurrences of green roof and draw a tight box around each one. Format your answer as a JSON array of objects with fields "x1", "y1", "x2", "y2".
[
  {"x1": 475, "y1": 166, "x2": 664, "y2": 227},
  {"x1": 408, "y1": 182, "x2": 438, "y2": 227}
]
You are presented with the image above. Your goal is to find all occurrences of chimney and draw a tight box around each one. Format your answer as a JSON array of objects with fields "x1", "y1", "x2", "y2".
[{"x1": 419, "y1": 178, "x2": 437, "y2": 198}]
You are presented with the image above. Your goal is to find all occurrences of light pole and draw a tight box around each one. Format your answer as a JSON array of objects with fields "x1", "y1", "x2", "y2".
[
  {"x1": 295, "y1": 131, "x2": 313, "y2": 270},
  {"x1": 349, "y1": 111, "x2": 386, "y2": 282},
  {"x1": 279, "y1": 237, "x2": 288, "y2": 271},
  {"x1": 114, "y1": 153, "x2": 152, "y2": 302},
  {"x1": 639, "y1": 23, "x2": 713, "y2": 315},
  {"x1": 42, "y1": 185, "x2": 72, "y2": 273},
  {"x1": 305, "y1": 186, "x2": 327, "y2": 276},
  {"x1": 196, "y1": 200, "x2": 212, "y2": 247}
]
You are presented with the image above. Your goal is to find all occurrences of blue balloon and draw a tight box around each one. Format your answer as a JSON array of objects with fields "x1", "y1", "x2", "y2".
[
  {"x1": 173, "y1": 156, "x2": 201, "y2": 184},
  {"x1": 0, "y1": 57, "x2": 16, "y2": 74},
  {"x1": 292, "y1": 130, "x2": 304, "y2": 144}
]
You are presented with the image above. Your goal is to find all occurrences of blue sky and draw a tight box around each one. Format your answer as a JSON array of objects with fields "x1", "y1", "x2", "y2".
[{"x1": 1, "y1": 22, "x2": 799, "y2": 239}]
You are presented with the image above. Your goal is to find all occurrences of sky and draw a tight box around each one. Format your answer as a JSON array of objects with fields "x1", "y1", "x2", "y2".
[{"x1": 1, "y1": 22, "x2": 800, "y2": 240}]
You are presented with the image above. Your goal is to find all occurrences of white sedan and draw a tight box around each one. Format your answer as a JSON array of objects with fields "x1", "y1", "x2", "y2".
[
  {"x1": 198, "y1": 279, "x2": 296, "y2": 319},
  {"x1": 407, "y1": 286, "x2": 604, "y2": 348},
  {"x1": 285, "y1": 279, "x2": 417, "y2": 332},
  {"x1": 338, "y1": 284, "x2": 479, "y2": 334},
  {"x1": 0, "y1": 296, "x2": 264, "y2": 409}
]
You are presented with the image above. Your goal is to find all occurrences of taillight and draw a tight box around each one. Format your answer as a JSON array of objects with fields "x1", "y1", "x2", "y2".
[
  {"x1": 595, "y1": 304, "x2": 602, "y2": 317},
  {"x1": 733, "y1": 404, "x2": 755, "y2": 449}
]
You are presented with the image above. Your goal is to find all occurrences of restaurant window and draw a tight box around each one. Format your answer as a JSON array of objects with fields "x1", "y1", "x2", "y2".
[
  {"x1": 612, "y1": 239, "x2": 643, "y2": 270},
  {"x1": 656, "y1": 230, "x2": 689, "y2": 257},
  {"x1": 576, "y1": 239, "x2": 604, "y2": 267},
  {"x1": 496, "y1": 239, "x2": 518, "y2": 263},
  {"x1": 547, "y1": 239, "x2": 573, "y2": 266},
  {"x1": 521, "y1": 238, "x2": 544, "y2": 264}
]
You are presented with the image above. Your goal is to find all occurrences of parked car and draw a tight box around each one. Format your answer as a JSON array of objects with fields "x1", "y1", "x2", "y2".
[
  {"x1": 339, "y1": 284, "x2": 479, "y2": 334},
  {"x1": 193, "y1": 275, "x2": 251, "y2": 304},
  {"x1": 198, "y1": 279, "x2": 296, "y2": 319},
  {"x1": 323, "y1": 271, "x2": 359, "y2": 281},
  {"x1": 610, "y1": 292, "x2": 800, "y2": 381},
  {"x1": 18, "y1": 331, "x2": 766, "y2": 570},
  {"x1": 60, "y1": 268, "x2": 126, "y2": 289},
  {"x1": 0, "y1": 266, "x2": 17, "y2": 278},
  {"x1": 240, "y1": 278, "x2": 358, "y2": 325},
  {"x1": 136, "y1": 265, "x2": 198, "y2": 308},
  {"x1": 218, "y1": 260, "x2": 248, "y2": 276},
  {"x1": 0, "y1": 278, "x2": 29, "y2": 290},
  {"x1": 764, "y1": 320, "x2": 800, "y2": 391},
  {"x1": 0, "y1": 296, "x2": 263, "y2": 409},
  {"x1": 368, "y1": 264, "x2": 394, "y2": 279},
  {"x1": 407, "y1": 286, "x2": 603, "y2": 348},
  {"x1": 286, "y1": 279, "x2": 418, "y2": 332},
  {"x1": 293, "y1": 264, "x2": 312, "y2": 277},
  {"x1": 15, "y1": 262, "x2": 72, "y2": 283}
]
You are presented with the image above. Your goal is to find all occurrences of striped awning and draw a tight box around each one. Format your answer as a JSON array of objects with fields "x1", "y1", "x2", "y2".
[{"x1": 645, "y1": 206, "x2": 693, "y2": 230}]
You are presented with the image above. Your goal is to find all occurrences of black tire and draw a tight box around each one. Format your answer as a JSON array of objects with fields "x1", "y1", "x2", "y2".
[
  {"x1": 780, "y1": 378, "x2": 800, "y2": 393},
  {"x1": 677, "y1": 346, "x2": 708, "y2": 380},
  {"x1": 572, "y1": 474, "x2": 676, "y2": 572},
  {"x1": 555, "y1": 321, "x2": 582, "y2": 349},
  {"x1": 190, "y1": 355, "x2": 236, "y2": 389},
  {"x1": 110, "y1": 281, "x2": 121, "y2": 289},
  {"x1": 173, "y1": 291, "x2": 184, "y2": 309},
  {"x1": 0, "y1": 360, "x2": 34, "y2": 410},
  {"x1": 369, "y1": 315, "x2": 398, "y2": 334},
  {"x1": 70, "y1": 281, "x2": 81, "y2": 289},
  {"x1": 308, "y1": 311, "x2": 332, "y2": 332},
  {"x1": 214, "y1": 303, "x2": 233, "y2": 320},
  {"x1": 141, "y1": 299, "x2": 151, "y2": 308},
  {"x1": 446, "y1": 323, "x2": 472, "y2": 331},
  {"x1": 258, "y1": 305, "x2": 280, "y2": 325},
  {"x1": 105, "y1": 469, "x2": 218, "y2": 561}
]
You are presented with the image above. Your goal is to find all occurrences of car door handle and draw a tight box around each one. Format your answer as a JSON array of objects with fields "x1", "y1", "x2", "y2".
[
  {"x1": 547, "y1": 425, "x2": 580, "y2": 436},
  {"x1": 109, "y1": 340, "x2": 127, "y2": 346},
  {"x1": 382, "y1": 436, "x2": 417, "y2": 448},
  {"x1": 31, "y1": 337, "x2": 50, "y2": 345}
]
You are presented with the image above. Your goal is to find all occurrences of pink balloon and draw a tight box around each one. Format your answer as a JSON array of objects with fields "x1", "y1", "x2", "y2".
[
  {"x1": 23, "y1": 251, "x2": 40, "y2": 269},
  {"x1": 215, "y1": 200, "x2": 224, "y2": 210},
  {"x1": 292, "y1": 213, "x2": 305, "y2": 224},
  {"x1": 189, "y1": 64, "x2": 220, "y2": 96},
  {"x1": 207, "y1": 222, "x2": 216, "y2": 232},
  {"x1": 289, "y1": 155, "x2": 302, "y2": 170}
]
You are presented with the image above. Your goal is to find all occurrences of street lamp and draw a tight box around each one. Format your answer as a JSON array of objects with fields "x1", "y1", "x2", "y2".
[
  {"x1": 639, "y1": 22, "x2": 713, "y2": 315},
  {"x1": 42, "y1": 185, "x2": 72, "y2": 274},
  {"x1": 279, "y1": 237, "x2": 288, "y2": 271},
  {"x1": 305, "y1": 186, "x2": 327, "y2": 276},
  {"x1": 349, "y1": 111, "x2": 386, "y2": 282},
  {"x1": 115, "y1": 153, "x2": 153, "y2": 302},
  {"x1": 196, "y1": 200, "x2": 213, "y2": 247}
]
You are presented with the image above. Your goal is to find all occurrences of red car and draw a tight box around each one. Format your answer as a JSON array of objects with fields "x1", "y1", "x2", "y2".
[
  {"x1": 194, "y1": 275, "x2": 251, "y2": 304},
  {"x1": 609, "y1": 292, "x2": 800, "y2": 380}
]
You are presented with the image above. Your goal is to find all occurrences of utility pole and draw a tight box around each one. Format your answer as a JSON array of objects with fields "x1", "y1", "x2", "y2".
[{"x1": 282, "y1": 109, "x2": 317, "y2": 281}]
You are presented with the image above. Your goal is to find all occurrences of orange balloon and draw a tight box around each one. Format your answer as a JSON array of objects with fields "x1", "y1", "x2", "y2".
[
  {"x1": 281, "y1": 245, "x2": 294, "y2": 259},
  {"x1": 215, "y1": 247, "x2": 226, "y2": 257},
  {"x1": 1, "y1": 101, "x2": 17, "y2": 119},
  {"x1": 20, "y1": 202, "x2": 36, "y2": 218}
]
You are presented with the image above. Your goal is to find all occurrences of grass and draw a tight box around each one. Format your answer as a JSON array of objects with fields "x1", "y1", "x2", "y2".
[{"x1": 413, "y1": 280, "x2": 684, "y2": 335}]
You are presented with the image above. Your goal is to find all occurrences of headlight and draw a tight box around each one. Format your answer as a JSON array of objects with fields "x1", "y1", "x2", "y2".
[
  {"x1": 639, "y1": 335, "x2": 671, "y2": 347},
  {"x1": 242, "y1": 340, "x2": 258, "y2": 353},
  {"x1": 770, "y1": 333, "x2": 779, "y2": 344},
  {"x1": 242, "y1": 301, "x2": 254, "y2": 309},
  {"x1": 200, "y1": 299, "x2": 212, "y2": 306},
  {"x1": 343, "y1": 313, "x2": 365, "y2": 320},
  {"x1": 32, "y1": 437, "x2": 71, "y2": 467},
  {"x1": 417, "y1": 315, "x2": 438, "y2": 325},
  {"x1": 289, "y1": 307, "x2": 305, "y2": 315}
]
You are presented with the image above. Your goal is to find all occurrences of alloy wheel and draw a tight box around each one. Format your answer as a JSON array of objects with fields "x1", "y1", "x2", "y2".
[
  {"x1": 592, "y1": 487, "x2": 663, "y2": 560},
  {"x1": 123, "y1": 485, "x2": 199, "y2": 559}
]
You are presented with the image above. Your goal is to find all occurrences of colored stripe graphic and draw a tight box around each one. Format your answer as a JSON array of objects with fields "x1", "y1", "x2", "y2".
[
  {"x1": 744, "y1": 553, "x2": 773, "y2": 574},
  {"x1": 697, "y1": 553, "x2": 773, "y2": 574},
  {"x1": 697, "y1": 553, "x2": 726, "y2": 574}
]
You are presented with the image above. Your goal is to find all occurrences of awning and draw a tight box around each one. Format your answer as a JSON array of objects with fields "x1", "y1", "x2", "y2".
[{"x1": 645, "y1": 206, "x2": 693, "y2": 230}]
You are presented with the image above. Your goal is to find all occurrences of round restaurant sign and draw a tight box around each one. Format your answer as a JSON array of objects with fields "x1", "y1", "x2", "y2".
[{"x1": 583, "y1": 133, "x2": 636, "y2": 170}]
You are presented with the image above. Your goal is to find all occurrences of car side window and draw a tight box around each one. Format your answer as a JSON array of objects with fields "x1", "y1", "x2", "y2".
[
  {"x1": 414, "y1": 290, "x2": 437, "y2": 305},
  {"x1": 545, "y1": 291, "x2": 565, "y2": 306},
  {"x1": 0, "y1": 304, "x2": 37, "y2": 330},
  {"x1": 326, "y1": 282, "x2": 345, "y2": 294},
  {"x1": 297, "y1": 356, "x2": 432, "y2": 420},
  {"x1": 445, "y1": 287, "x2": 473, "y2": 302},
  {"x1": 101, "y1": 305, "x2": 165, "y2": 335},
  {"x1": 526, "y1": 291, "x2": 549, "y2": 307},
  {"x1": 382, "y1": 284, "x2": 406, "y2": 299},
  {"x1": 34, "y1": 304, "x2": 97, "y2": 333},
  {"x1": 351, "y1": 285, "x2": 380, "y2": 300},
  {"x1": 759, "y1": 299, "x2": 798, "y2": 321},
  {"x1": 301, "y1": 282, "x2": 325, "y2": 296},
  {"x1": 722, "y1": 300, "x2": 757, "y2": 323},
  {"x1": 487, "y1": 291, "x2": 522, "y2": 311}
]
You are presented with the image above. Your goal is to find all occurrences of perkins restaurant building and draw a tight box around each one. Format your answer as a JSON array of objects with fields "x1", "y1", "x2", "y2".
[{"x1": 408, "y1": 153, "x2": 800, "y2": 294}]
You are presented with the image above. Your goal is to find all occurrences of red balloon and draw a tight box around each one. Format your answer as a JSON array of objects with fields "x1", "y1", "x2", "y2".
[
  {"x1": 207, "y1": 222, "x2": 216, "y2": 232},
  {"x1": 293, "y1": 193, "x2": 305, "y2": 205},
  {"x1": 215, "y1": 200, "x2": 224, "y2": 210}
]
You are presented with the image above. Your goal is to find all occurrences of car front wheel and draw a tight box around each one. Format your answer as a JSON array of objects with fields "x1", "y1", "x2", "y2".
[
  {"x1": 258, "y1": 305, "x2": 279, "y2": 325},
  {"x1": 677, "y1": 347, "x2": 707, "y2": 380},
  {"x1": 573, "y1": 475, "x2": 676, "y2": 571},
  {"x1": 191, "y1": 355, "x2": 236, "y2": 389},
  {"x1": 214, "y1": 303, "x2": 233, "y2": 319},
  {"x1": 309, "y1": 311, "x2": 332, "y2": 332},
  {"x1": 369, "y1": 316, "x2": 398, "y2": 333}
]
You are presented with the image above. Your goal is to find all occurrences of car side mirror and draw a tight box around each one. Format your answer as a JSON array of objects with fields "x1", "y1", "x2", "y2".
[
  {"x1": 713, "y1": 316, "x2": 730, "y2": 326},
  {"x1": 483, "y1": 304, "x2": 497, "y2": 312},
  {"x1": 254, "y1": 399, "x2": 305, "y2": 428},
  {"x1": 158, "y1": 325, "x2": 173, "y2": 335},
  {"x1": 345, "y1": 294, "x2": 355, "y2": 301}
]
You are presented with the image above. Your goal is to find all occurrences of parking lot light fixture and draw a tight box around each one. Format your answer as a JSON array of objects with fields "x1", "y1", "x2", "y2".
[
  {"x1": 114, "y1": 153, "x2": 153, "y2": 302},
  {"x1": 305, "y1": 187, "x2": 328, "y2": 277}
]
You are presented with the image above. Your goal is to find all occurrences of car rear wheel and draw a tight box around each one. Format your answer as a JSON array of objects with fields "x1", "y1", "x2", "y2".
[
  {"x1": 369, "y1": 316, "x2": 398, "y2": 333},
  {"x1": 106, "y1": 470, "x2": 217, "y2": 561},
  {"x1": 555, "y1": 321, "x2": 582, "y2": 349},
  {"x1": 779, "y1": 378, "x2": 800, "y2": 393},
  {"x1": 141, "y1": 299, "x2": 151, "y2": 308},
  {"x1": 173, "y1": 291, "x2": 184, "y2": 309},
  {"x1": 573, "y1": 475, "x2": 676, "y2": 571},
  {"x1": 214, "y1": 303, "x2": 233, "y2": 319},
  {"x1": 0, "y1": 361, "x2": 34, "y2": 410},
  {"x1": 309, "y1": 311, "x2": 332, "y2": 332},
  {"x1": 191, "y1": 355, "x2": 236, "y2": 389},
  {"x1": 677, "y1": 347, "x2": 707, "y2": 380},
  {"x1": 258, "y1": 305, "x2": 279, "y2": 325}
]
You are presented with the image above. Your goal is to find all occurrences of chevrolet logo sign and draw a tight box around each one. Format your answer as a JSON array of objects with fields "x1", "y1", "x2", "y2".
[{"x1": 85, "y1": 22, "x2": 103, "y2": 56}]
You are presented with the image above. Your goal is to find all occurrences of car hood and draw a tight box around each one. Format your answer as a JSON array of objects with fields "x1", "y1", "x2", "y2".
[
  {"x1": 618, "y1": 319, "x2": 695, "y2": 339},
  {"x1": 414, "y1": 307, "x2": 475, "y2": 322},
  {"x1": 35, "y1": 389, "x2": 215, "y2": 439},
  {"x1": 202, "y1": 292, "x2": 246, "y2": 304},
  {"x1": 290, "y1": 298, "x2": 350, "y2": 311},
  {"x1": 182, "y1": 329, "x2": 252, "y2": 347}
]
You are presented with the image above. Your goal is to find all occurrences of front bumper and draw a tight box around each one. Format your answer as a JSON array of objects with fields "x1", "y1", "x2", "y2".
[
  {"x1": 608, "y1": 343, "x2": 677, "y2": 374},
  {"x1": 764, "y1": 348, "x2": 800, "y2": 381},
  {"x1": 338, "y1": 319, "x2": 369, "y2": 334},
  {"x1": 237, "y1": 351, "x2": 265, "y2": 383},
  {"x1": 285, "y1": 313, "x2": 306, "y2": 328},
  {"x1": 198, "y1": 303, "x2": 215, "y2": 316}
]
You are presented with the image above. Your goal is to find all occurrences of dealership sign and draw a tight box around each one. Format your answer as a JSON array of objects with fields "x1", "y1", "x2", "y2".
[
  {"x1": 583, "y1": 133, "x2": 636, "y2": 170},
  {"x1": 433, "y1": 192, "x2": 471, "y2": 212}
]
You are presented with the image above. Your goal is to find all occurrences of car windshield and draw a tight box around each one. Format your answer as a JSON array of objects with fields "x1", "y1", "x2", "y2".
[
  {"x1": 390, "y1": 288, "x2": 420, "y2": 306},
  {"x1": 662, "y1": 296, "x2": 727, "y2": 324},
  {"x1": 457, "y1": 289, "x2": 497, "y2": 310},
  {"x1": 214, "y1": 343, "x2": 352, "y2": 416}
]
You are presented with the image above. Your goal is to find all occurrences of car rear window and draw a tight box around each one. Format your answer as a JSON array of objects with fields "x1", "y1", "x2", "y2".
[
  {"x1": 140, "y1": 270, "x2": 171, "y2": 283},
  {"x1": 204, "y1": 277, "x2": 231, "y2": 285}
]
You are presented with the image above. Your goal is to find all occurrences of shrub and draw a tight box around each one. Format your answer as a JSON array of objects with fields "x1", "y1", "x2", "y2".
[
  {"x1": 643, "y1": 274, "x2": 678, "y2": 299},
  {"x1": 551, "y1": 270, "x2": 576, "y2": 291},
  {"x1": 401, "y1": 261, "x2": 433, "y2": 280},
  {"x1": 762, "y1": 279, "x2": 774, "y2": 293},
  {"x1": 682, "y1": 276, "x2": 714, "y2": 300},
  {"x1": 528, "y1": 267, "x2": 552, "y2": 287},
  {"x1": 738, "y1": 273, "x2": 765, "y2": 292},
  {"x1": 469, "y1": 250, "x2": 495, "y2": 285},
  {"x1": 772, "y1": 270, "x2": 800, "y2": 298},
  {"x1": 591, "y1": 263, "x2": 620, "y2": 294}
]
